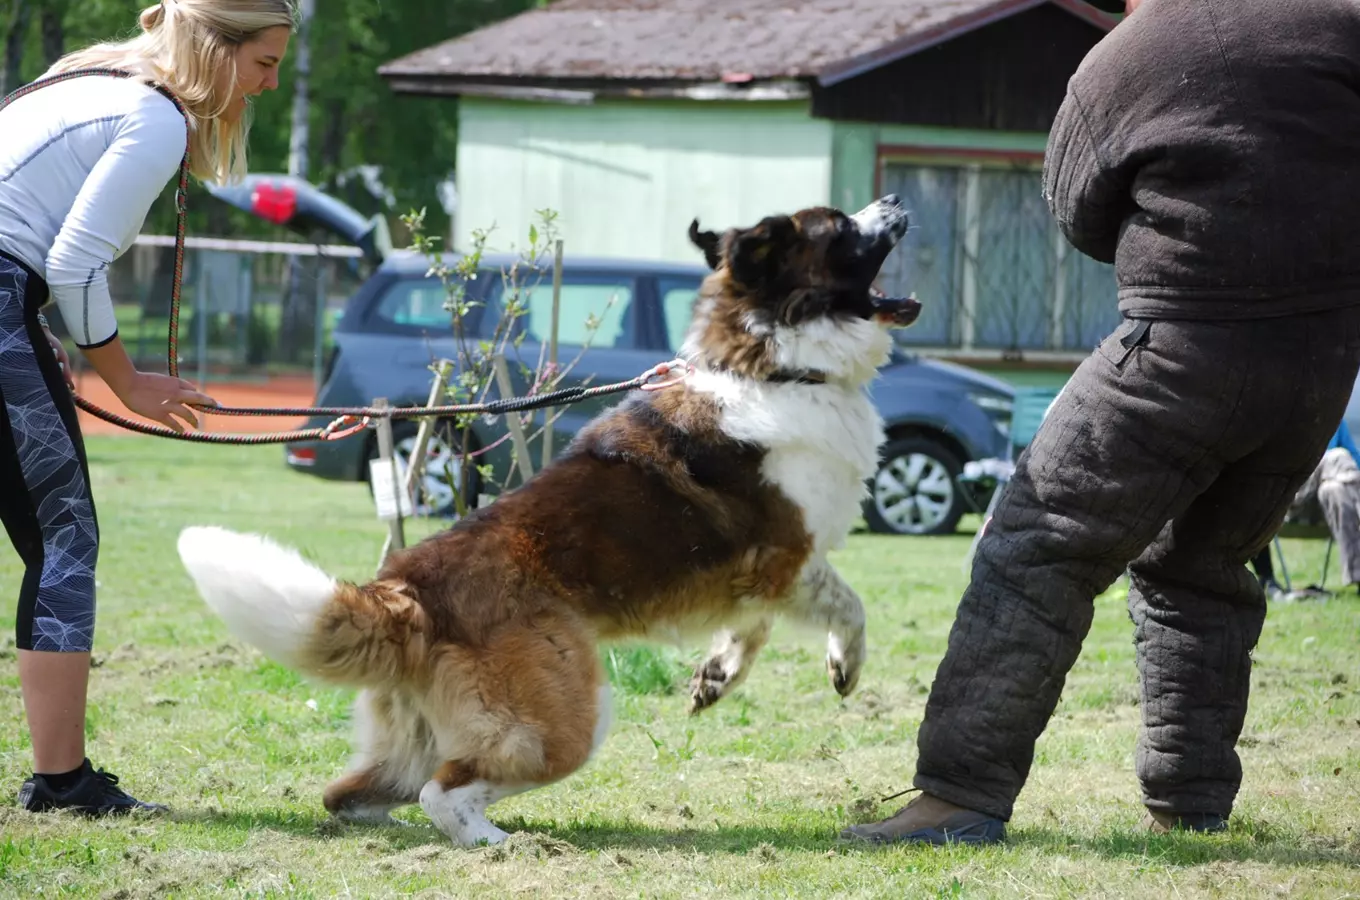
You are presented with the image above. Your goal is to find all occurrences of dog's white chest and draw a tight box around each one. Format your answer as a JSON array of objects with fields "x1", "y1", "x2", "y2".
[
  {"x1": 762, "y1": 446, "x2": 866, "y2": 555},
  {"x1": 692, "y1": 371, "x2": 885, "y2": 556},
  {"x1": 759, "y1": 393, "x2": 883, "y2": 554}
]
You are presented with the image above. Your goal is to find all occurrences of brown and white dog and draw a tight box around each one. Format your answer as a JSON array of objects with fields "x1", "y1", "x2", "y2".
[{"x1": 176, "y1": 195, "x2": 919, "y2": 847}]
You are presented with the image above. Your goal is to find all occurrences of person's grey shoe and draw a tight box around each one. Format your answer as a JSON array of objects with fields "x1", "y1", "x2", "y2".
[{"x1": 839, "y1": 792, "x2": 1005, "y2": 846}]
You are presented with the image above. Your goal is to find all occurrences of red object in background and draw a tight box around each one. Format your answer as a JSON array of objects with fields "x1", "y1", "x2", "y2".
[{"x1": 250, "y1": 182, "x2": 298, "y2": 224}]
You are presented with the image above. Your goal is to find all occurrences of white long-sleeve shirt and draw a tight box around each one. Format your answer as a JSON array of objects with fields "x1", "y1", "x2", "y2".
[{"x1": 0, "y1": 75, "x2": 185, "y2": 347}]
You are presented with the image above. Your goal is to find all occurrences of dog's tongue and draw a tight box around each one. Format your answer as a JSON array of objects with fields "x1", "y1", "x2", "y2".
[{"x1": 871, "y1": 295, "x2": 922, "y2": 327}]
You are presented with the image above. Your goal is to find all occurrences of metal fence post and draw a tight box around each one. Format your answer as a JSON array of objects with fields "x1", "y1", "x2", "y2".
[
  {"x1": 312, "y1": 256, "x2": 329, "y2": 394},
  {"x1": 195, "y1": 252, "x2": 208, "y2": 388}
]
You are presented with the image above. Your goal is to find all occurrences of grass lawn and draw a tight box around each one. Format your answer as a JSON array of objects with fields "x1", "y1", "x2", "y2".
[{"x1": 2, "y1": 437, "x2": 1358, "y2": 899}]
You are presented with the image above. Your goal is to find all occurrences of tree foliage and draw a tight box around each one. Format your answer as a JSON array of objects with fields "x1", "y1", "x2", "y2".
[{"x1": 2, "y1": 0, "x2": 538, "y2": 243}]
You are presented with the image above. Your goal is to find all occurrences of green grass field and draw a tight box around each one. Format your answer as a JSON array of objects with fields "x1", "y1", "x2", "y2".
[{"x1": 2, "y1": 438, "x2": 1358, "y2": 899}]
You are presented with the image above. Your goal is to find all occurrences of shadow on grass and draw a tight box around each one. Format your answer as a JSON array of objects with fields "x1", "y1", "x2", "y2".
[
  {"x1": 176, "y1": 806, "x2": 836, "y2": 853},
  {"x1": 1011, "y1": 825, "x2": 1360, "y2": 870},
  {"x1": 177, "y1": 807, "x2": 1360, "y2": 869},
  {"x1": 503, "y1": 817, "x2": 838, "y2": 853},
  {"x1": 170, "y1": 807, "x2": 334, "y2": 837}
]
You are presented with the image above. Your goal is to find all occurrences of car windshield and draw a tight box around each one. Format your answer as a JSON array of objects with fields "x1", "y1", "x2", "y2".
[
  {"x1": 657, "y1": 276, "x2": 704, "y2": 352},
  {"x1": 369, "y1": 273, "x2": 486, "y2": 337}
]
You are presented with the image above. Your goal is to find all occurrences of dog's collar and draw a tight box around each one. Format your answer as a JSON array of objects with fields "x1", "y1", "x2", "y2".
[{"x1": 764, "y1": 368, "x2": 829, "y2": 386}]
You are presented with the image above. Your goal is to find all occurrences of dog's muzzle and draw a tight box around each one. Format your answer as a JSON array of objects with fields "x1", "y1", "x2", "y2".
[{"x1": 870, "y1": 295, "x2": 922, "y2": 328}]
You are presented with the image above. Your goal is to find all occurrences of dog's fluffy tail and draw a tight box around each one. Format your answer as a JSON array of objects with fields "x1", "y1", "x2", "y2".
[{"x1": 177, "y1": 526, "x2": 428, "y2": 686}]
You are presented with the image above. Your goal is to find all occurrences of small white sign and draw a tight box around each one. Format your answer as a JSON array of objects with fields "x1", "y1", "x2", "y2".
[{"x1": 369, "y1": 457, "x2": 413, "y2": 520}]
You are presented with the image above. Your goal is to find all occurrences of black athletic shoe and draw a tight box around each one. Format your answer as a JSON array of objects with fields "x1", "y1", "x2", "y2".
[{"x1": 18, "y1": 761, "x2": 167, "y2": 816}]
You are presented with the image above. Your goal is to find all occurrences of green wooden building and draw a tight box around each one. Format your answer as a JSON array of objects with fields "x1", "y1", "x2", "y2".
[{"x1": 379, "y1": 0, "x2": 1121, "y2": 360}]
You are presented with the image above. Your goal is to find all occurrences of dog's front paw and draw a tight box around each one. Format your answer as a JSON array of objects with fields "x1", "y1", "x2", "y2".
[
  {"x1": 827, "y1": 633, "x2": 864, "y2": 698},
  {"x1": 688, "y1": 656, "x2": 733, "y2": 715},
  {"x1": 827, "y1": 656, "x2": 859, "y2": 697}
]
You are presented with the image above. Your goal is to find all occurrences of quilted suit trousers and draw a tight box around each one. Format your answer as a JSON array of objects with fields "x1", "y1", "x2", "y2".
[{"x1": 914, "y1": 307, "x2": 1360, "y2": 821}]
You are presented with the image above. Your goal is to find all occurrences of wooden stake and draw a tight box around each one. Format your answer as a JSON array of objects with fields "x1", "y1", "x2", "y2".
[
  {"x1": 492, "y1": 354, "x2": 535, "y2": 486},
  {"x1": 541, "y1": 239, "x2": 564, "y2": 470},
  {"x1": 373, "y1": 397, "x2": 405, "y2": 570},
  {"x1": 404, "y1": 359, "x2": 454, "y2": 510}
]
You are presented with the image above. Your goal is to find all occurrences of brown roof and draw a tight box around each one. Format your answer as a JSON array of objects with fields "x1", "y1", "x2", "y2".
[{"x1": 378, "y1": 0, "x2": 1115, "y2": 88}]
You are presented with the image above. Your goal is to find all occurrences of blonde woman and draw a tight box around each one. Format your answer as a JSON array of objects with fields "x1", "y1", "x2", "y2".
[{"x1": 0, "y1": 0, "x2": 294, "y2": 815}]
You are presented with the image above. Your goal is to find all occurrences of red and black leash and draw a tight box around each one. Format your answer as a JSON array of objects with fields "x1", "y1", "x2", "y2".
[{"x1": 1, "y1": 69, "x2": 688, "y2": 445}]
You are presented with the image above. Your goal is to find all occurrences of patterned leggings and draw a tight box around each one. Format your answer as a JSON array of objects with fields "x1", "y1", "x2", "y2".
[{"x1": 0, "y1": 253, "x2": 99, "y2": 653}]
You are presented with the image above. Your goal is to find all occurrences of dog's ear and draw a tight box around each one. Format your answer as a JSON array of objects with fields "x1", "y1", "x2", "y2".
[
  {"x1": 727, "y1": 215, "x2": 797, "y2": 287},
  {"x1": 688, "y1": 219, "x2": 723, "y2": 270}
]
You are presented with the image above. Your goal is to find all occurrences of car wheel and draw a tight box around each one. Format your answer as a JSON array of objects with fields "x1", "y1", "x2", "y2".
[
  {"x1": 367, "y1": 421, "x2": 480, "y2": 518},
  {"x1": 863, "y1": 437, "x2": 965, "y2": 536}
]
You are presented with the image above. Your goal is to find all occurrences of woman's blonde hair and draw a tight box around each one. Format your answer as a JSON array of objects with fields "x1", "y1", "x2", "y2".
[{"x1": 46, "y1": 0, "x2": 297, "y2": 185}]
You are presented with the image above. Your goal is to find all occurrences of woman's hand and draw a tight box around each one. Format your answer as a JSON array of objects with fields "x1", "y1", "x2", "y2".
[
  {"x1": 77, "y1": 335, "x2": 217, "y2": 433},
  {"x1": 116, "y1": 372, "x2": 218, "y2": 433},
  {"x1": 41, "y1": 326, "x2": 75, "y2": 391}
]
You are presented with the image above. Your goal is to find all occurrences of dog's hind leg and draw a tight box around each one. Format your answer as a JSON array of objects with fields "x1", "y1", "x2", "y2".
[
  {"x1": 788, "y1": 560, "x2": 867, "y2": 698},
  {"x1": 325, "y1": 765, "x2": 421, "y2": 824},
  {"x1": 688, "y1": 615, "x2": 773, "y2": 715},
  {"x1": 324, "y1": 690, "x2": 438, "y2": 824},
  {"x1": 420, "y1": 613, "x2": 608, "y2": 846},
  {"x1": 419, "y1": 763, "x2": 529, "y2": 847}
]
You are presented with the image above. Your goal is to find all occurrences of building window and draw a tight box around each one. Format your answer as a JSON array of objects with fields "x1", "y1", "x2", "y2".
[{"x1": 877, "y1": 152, "x2": 1119, "y2": 355}]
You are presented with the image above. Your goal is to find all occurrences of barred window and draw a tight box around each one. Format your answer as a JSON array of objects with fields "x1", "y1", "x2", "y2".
[{"x1": 878, "y1": 159, "x2": 1119, "y2": 355}]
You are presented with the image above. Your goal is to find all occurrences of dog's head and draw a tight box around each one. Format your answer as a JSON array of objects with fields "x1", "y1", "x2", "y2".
[{"x1": 684, "y1": 195, "x2": 919, "y2": 385}]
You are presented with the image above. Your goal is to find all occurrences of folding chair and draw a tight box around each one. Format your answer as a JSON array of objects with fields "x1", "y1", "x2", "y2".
[
  {"x1": 1274, "y1": 514, "x2": 1338, "y2": 593},
  {"x1": 1269, "y1": 420, "x2": 1357, "y2": 592}
]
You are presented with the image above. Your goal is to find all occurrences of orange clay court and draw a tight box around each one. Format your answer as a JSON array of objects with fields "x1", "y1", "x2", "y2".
[{"x1": 74, "y1": 371, "x2": 317, "y2": 436}]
